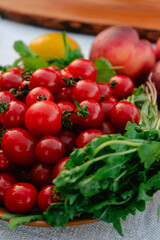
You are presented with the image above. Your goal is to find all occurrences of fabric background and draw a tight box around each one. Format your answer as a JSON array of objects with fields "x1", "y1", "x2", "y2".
[{"x1": 0, "y1": 17, "x2": 159, "y2": 240}]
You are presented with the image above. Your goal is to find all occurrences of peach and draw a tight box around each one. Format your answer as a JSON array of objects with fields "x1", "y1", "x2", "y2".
[{"x1": 90, "y1": 25, "x2": 156, "y2": 85}]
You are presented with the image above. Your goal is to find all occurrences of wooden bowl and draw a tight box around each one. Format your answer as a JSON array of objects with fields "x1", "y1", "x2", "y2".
[{"x1": 0, "y1": 207, "x2": 98, "y2": 227}]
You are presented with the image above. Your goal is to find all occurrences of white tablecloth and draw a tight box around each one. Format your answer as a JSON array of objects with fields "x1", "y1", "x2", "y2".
[{"x1": 0, "y1": 17, "x2": 160, "y2": 240}]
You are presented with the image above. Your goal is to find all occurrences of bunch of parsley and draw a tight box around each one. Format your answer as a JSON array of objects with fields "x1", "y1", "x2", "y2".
[{"x1": 44, "y1": 123, "x2": 160, "y2": 236}]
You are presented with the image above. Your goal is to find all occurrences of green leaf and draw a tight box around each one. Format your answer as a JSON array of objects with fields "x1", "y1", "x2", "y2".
[
  {"x1": 138, "y1": 142, "x2": 160, "y2": 169},
  {"x1": 24, "y1": 57, "x2": 49, "y2": 70},
  {"x1": 95, "y1": 57, "x2": 118, "y2": 83},
  {"x1": 137, "y1": 183, "x2": 153, "y2": 201},
  {"x1": 113, "y1": 220, "x2": 124, "y2": 236},
  {"x1": 9, "y1": 215, "x2": 43, "y2": 230},
  {"x1": 14, "y1": 41, "x2": 36, "y2": 58},
  {"x1": 145, "y1": 171, "x2": 160, "y2": 191},
  {"x1": 2, "y1": 213, "x2": 22, "y2": 220}
]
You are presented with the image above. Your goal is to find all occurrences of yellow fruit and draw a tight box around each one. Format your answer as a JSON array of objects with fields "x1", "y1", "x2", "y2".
[{"x1": 29, "y1": 32, "x2": 80, "y2": 61}]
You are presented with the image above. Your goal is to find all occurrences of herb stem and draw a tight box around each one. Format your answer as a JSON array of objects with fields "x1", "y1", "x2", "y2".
[{"x1": 93, "y1": 140, "x2": 142, "y2": 156}]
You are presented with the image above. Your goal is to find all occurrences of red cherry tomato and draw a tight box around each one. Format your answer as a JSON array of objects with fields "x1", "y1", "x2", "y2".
[
  {"x1": 0, "y1": 173, "x2": 17, "y2": 202},
  {"x1": 72, "y1": 79, "x2": 101, "y2": 103},
  {"x1": 108, "y1": 75, "x2": 135, "y2": 100},
  {"x1": 110, "y1": 101, "x2": 141, "y2": 131},
  {"x1": 73, "y1": 100, "x2": 103, "y2": 129},
  {"x1": 17, "y1": 80, "x2": 30, "y2": 102},
  {"x1": 26, "y1": 87, "x2": 54, "y2": 107},
  {"x1": 30, "y1": 68, "x2": 61, "y2": 94},
  {"x1": 37, "y1": 185, "x2": 58, "y2": 212},
  {"x1": 57, "y1": 129, "x2": 76, "y2": 155},
  {"x1": 57, "y1": 101, "x2": 75, "y2": 112},
  {"x1": 1, "y1": 128, "x2": 37, "y2": 166},
  {"x1": 31, "y1": 162, "x2": 53, "y2": 188},
  {"x1": 59, "y1": 68, "x2": 73, "y2": 86},
  {"x1": 97, "y1": 82, "x2": 112, "y2": 100},
  {"x1": 0, "y1": 72, "x2": 23, "y2": 90},
  {"x1": 25, "y1": 101, "x2": 62, "y2": 137},
  {"x1": 100, "y1": 99, "x2": 118, "y2": 121},
  {"x1": 0, "y1": 149, "x2": 15, "y2": 172},
  {"x1": 76, "y1": 129, "x2": 104, "y2": 148},
  {"x1": 54, "y1": 87, "x2": 72, "y2": 103},
  {"x1": 36, "y1": 136, "x2": 65, "y2": 164},
  {"x1": 1, "y1": 100, "x2": 27, "y2": 128},
  {"x1": 4, "y1": 182, "x2": 38, "y2": 213},
  {"x1": 0, "y1": 91, "x2": 16, "y2": 102},
  {"x1": 52, "y1": 157, "x2": 69, "y2": 179},
  {"x1": 99, "y1": 121, "x2": 116, "y2": 134},
  {"x1": 67, "y1": 58, "x2": 97, "y2": 81}
]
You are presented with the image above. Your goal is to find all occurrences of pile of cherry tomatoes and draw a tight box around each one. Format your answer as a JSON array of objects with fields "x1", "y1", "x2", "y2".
[{"x1": 0, "y1": 58, "x2": 140, "y2": 214}]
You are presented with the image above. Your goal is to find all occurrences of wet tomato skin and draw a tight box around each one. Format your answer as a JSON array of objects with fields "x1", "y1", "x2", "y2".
[
  {"x1": 37, "y1": 185, "x2": 58, "y2": 212},
  {"x1": 0, "y1": 72, "x2": 23, "y2": 91},
  {"x1": 52, "y1": 157, "x2": 70, "y2": 179},
  {"x1": 31, "y1": 162, "x2": 53, "y2": 188},
  {"x1": 110, "y1": 101, "x2": 141, "y2": 131},
  {"x1": 1, "y1": 100, "x2": 27, "y2": 128},
  {"x1": 76, "y1": 129, "x2": 104, "y2": 148},
  {"x1": 1, "y1": 128, "x2": 37, "y2": 166},
  {"x1": 4, "y1": 182, "x2": 38, "y2": 213},
  {"x1": 71, "y1": 79, "x2": 101, "y2": 103},
  {"x1": 36, "y1": 136, "x2": 65, "y2": 164},
  {"x1": 73, "y1": 100, "x2": 104, "y2": 129},
  {"x1": 26, "y1": 87, "x2": 54, "y2": 107},
  {"x1": 30, "y1": 68, "x2": 61, "y2": 94},
  {"x1": 108, "y1": 75, "x2": 135, "y2": 100},
  {"x1": 0, "y1": 173, "x2": 17, "y2": 202},
  {"x1": 0, "y1": 149, "x2": 15, "y2": 172},
  {"x1": 67, "y1": 58, "x2": 97, "y2": 81},
  {"x1": 97, "y1": 82, "x2": 112, "y2": 99},
  {"x1": 25, "y1": 100, "x2": 62, "y2": 138},
  {"x1": 57, "y1": 130, "x2": 76, "y2": 155},
  {"x1": 0, "y1": 91, "x2": 16, "y2": 102},
  {"x1": 99, "y1": 121, "x2": 116, "y2": 134}
]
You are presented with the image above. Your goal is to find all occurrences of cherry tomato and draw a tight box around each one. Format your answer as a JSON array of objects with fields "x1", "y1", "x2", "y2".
[
  {"x1": 110, "y1": 101, "x2": 141, "y2": 131},
  {"x1": 0, "y1": 91, "x2": 16, "y2": 102},
  {"x1": 30, "y1": 68, "x2": 61, "y2": 94},
  {"x1": 105, "y1": 95, "x2": 118, "y2": 102},
  {"x1": 108, "y1": 75, "x2": 135, "y2": 100},
  {"x1": 57, "y1": 129, "x2": 76, "y2": 155},
  {"x1": 26, "y1": 87, "x2": 54, "y2": 107},
  {"x1": 0, "y1": 72, "x2": 23, "y2": 91},
  {"x1": 0, "y1": 149, "x2": 15, "y2": 172},
  {"x1": 57, "y1": 101, "x2": 75, "y2": 112},
  {"x1": 100, "y1": 99, "x2": 118, "y2": 122},
  {"x1": 36, "y1": 136, "x2": 65, "y2": 164},
  {"x1": 73, "y1": 100, "x2": 103, "y2": 129},
  {"x1": 67, "y1": 58, "x2": 97, "y2": 81},
  {"x1": 1, "y1": 100, "x2": 27, "y2": 128},
  {"x1": 52, "y1": 157, "x2": 69, "y2": 179},
  {"x1": 25, "y1": 101, "x2": 62, "y2": 137},
  {"x1": 59, "y1": 68, "x2": 73, "y2": 86},
  {"x1": 1, "y1": 128, "x2": 37, "y2": 166},
  {"x1": 0, "y1": 173, "x2": 17, "y2": 202},
  {"x1": 76, "y1": 129, "x2": 104, "y2": 148},
  {"x1": 4, "y1": 182, "x2": 38, "y2": 213},
  {"x1": 72, "y1": 79, "x2": 101, "y2": 103},
  {"x1": 17, "y1": 80, "x2": 30, "y2": 102},
  {"x1": 54, "y1": 87, "x2": 72, "y2": 103},
  {"x1": 99, "y1": 121, "x2": 116, "y2": 134},
  {"x1": 97, "y1": 82, "x2": 112, "y2": 100},
  {"x1": 31, "y1": 162, "x2": 53, "y2": 188},
  {"x1": 37, "y1": 185, "x2": 58, "y2": 212}
]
